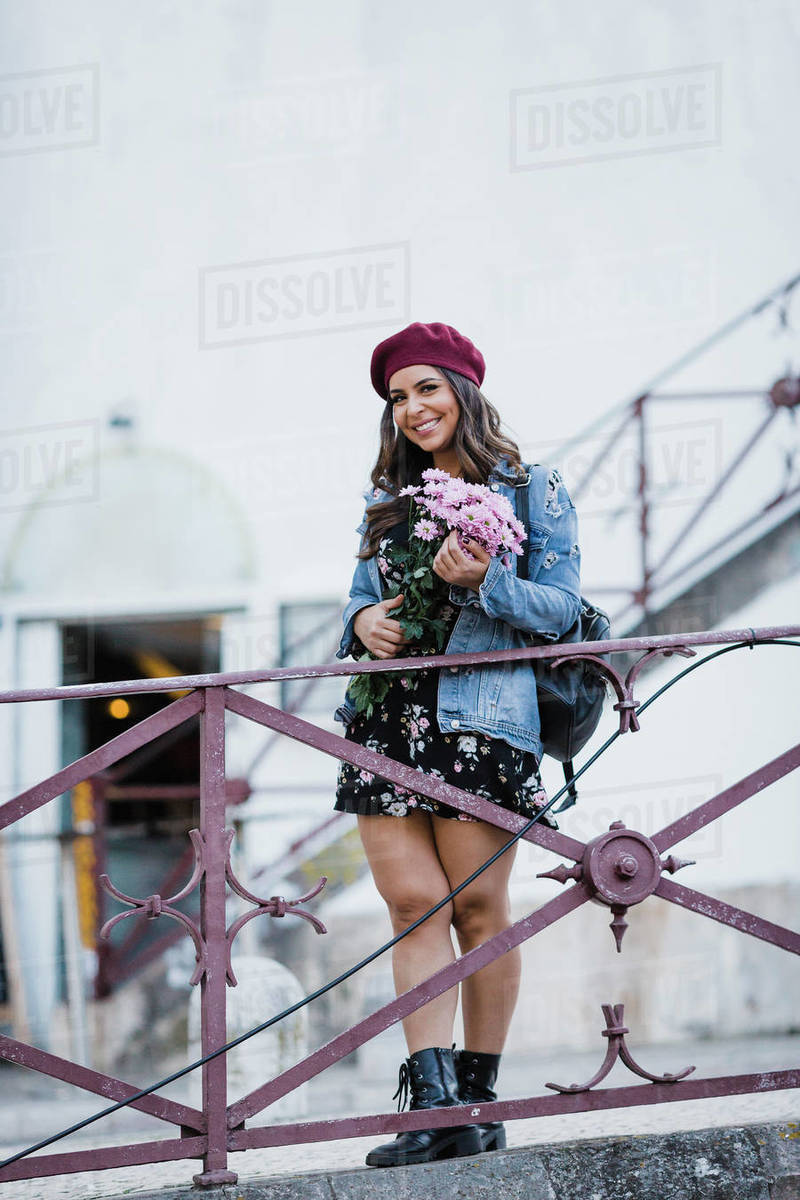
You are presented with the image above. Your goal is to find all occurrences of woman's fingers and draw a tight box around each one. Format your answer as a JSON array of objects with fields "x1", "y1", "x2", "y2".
[
  {"x1": 373, "y1": 640, "x2": 403, "y2": 658},
  {"x1": 371, "y1": 622, "x2": 408, "y2": 657},
  {"x1": 434, "y1": 544, "x2": 457, "y2": 579},
  {"x1": 380, "y1": 619, "x2": 408, "y2": 642}
]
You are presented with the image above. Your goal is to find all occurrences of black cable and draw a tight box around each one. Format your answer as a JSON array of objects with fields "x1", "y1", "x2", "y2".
[
  {"x1": 2, "y1": 635, "x2": 798, "y2": 1172},
  {"x1": 554, "y1": 637, "x2": 800, "y2": 806}
]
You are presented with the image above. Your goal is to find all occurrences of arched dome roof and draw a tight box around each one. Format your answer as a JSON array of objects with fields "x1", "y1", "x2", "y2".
[{"x1": 2, "y1": 444, "x2": 256, "y2": 598}]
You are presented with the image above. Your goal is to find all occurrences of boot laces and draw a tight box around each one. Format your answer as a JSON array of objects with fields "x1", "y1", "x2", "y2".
[{"x1": 392, "y1": 1061, "x2": 410, "y2": 1112}]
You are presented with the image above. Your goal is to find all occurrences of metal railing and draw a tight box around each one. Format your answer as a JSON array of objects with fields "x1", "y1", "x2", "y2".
[
  {"x1": 0, "y1": 624, "x2": 799, "y2": 1186},
  {"x1": 549, "y1": 269, "x2": 800, "y2": 630}
]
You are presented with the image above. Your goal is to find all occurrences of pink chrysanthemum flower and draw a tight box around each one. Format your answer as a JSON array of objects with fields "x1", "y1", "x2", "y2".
[{"x1": 413, "y1": 517, "x2": 444, "y2": 541}]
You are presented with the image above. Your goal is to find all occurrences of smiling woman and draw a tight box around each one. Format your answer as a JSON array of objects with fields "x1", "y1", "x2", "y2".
[
  {"x1": 332, "y1": 321, "x2": 582, "y2": 1170},
  {"x1": 389, "y1": 367, "x2": 463, "y2": 476}
]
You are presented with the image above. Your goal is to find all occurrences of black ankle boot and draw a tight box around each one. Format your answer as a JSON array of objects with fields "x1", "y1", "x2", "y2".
[
  {"x1": 365, "y1": 1046, "x2": 483, "y2": 1167},
  {"x1": 455, "y1": 1050, "x2": 506, "y2": 1152}
]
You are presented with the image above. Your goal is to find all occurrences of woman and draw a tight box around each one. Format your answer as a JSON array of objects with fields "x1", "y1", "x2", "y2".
[{"x1": 333, "y1": 321, "x2": 581, "y2": 1167}]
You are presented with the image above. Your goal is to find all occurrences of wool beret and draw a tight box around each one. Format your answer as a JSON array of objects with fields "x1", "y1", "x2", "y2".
[{"x1": 370, "y1": 321, "x2": 486, "y2": 400}]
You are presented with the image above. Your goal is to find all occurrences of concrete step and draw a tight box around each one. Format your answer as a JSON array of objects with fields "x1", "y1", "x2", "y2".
[{"x1": 4, "y1": 1116, "x2": 798, "y2": 1200}]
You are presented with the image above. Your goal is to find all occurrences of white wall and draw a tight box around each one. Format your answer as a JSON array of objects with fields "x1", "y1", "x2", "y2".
[
  {"x1": 1, "y1": 0, "x2": 798, "y2": 610},
  {"x1": 0, "y1": 2, "x2": 797, "y2": 1045}
]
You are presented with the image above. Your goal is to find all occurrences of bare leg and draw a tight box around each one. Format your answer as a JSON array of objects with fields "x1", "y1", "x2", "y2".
[
  {"x1": 357, "y1": 810, "x2": 458, "y2": 1053},
  {"x1": 432, "y1": 816, "x2": 519, "y2": 1054}
]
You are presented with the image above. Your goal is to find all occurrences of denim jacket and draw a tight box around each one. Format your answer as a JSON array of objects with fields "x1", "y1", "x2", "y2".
[{"x1": 333, "y1": 456, "x2": 581, "y2": 760}]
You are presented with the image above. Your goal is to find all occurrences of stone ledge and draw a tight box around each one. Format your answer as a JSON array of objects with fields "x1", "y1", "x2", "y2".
[{"x1": 98, "y1": 1119, "x2": 800, "y2": 1200}]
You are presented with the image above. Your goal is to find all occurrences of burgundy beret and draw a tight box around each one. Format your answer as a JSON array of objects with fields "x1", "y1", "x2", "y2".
[{"x1": 370, "y1": 321, "x2": 486, "y2": 400}]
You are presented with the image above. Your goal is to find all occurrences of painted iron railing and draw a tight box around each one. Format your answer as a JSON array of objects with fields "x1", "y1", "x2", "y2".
[
  {"x1": 0, "y1": 624, "x2": 799, "y2": 1186},
  {"x1": 82, "y1": 613, "x2": 343, "y2": 998},
  {"x1": 566, "y1": 374, "x2": 800, "y2": 629},
  {"x1": 549, "y1": 269, "x2": 800, "y2": 630}
]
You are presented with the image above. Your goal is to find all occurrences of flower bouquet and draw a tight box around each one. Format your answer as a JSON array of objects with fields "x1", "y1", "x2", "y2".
[{"x1": 346, "y1": 468, "x2": 527, "y2": 718}]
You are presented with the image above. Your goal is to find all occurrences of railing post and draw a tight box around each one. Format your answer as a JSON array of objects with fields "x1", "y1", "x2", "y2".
[{"x1": 193, "y1": 686, "x2": 237, "y2": 1187}]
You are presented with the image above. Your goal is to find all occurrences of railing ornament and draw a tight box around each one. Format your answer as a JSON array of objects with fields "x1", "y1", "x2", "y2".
[
  {"x1": 538, "y1": 820, "x2": 696, "y2": 950},
  {"x1": 223, "y1": 829, "x2": 327, "y2": 986},
  {"x1": 546, "y1": 644, "x2": 696, "y2": 734},
  {"x1": 546, "y1": 1003, "x2": 695, "y2": 1093},
  {"x1": 99, "y1": 827, "x2": 328, "y2": 990},
  {"x1": 98, "y1": 828, "x2": 207, "y2": 984}
]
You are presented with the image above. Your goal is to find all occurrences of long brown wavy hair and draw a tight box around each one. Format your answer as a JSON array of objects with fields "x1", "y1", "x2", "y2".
[{"x1": 357, "y1": 366, "x2": 527, "y2": 560}]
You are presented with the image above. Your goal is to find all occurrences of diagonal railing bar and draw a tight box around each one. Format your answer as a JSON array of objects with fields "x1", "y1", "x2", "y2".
[
  {"x1": 223, "y1": 686, "x2": 584, "y2": 861},
  {"x1": 0, "y1": 691, "x2": 203, "y2": 832},
  {"x1": 227, "y1": 882, "x2": 590, "y2": 1127},
  {"x1": 646, "y1": 482, "x2": 800, "y2": 610},
  {"x1": 0, "y1": 1135, "x2": 208, "y2": 1184},
  {"x1": 556, "y1": 268, "x2": 800, "y2": 463},
  {"x1": 571, "y1": 404, "x2": 637, "y2": 503},
  {"x1": 647, "y1": 406, "x2": 780, "y2": 584},
  {"x1": 244, "y1": 633, "x2": 341, "y2": 778},
  {"x1": 651, "y1": 742, "x2": 800, "y2": 852},
  {"x1": 0, "y1": 1035, "x2": 203, "y2": 1131},
  {"x1": 252, "y1": 811, "x2": 346, "y2": 889},
  {"x1": 102, "y1": 716, "x2": 199, "y2": 784},
  {"x1": 653, "y1": 876, "x2": 800, "y2": 954},
  {"x1": 230, "y1": 1068, "x2": 800, "y2": 1152},
  {"x1": 281, "y1": 611, "x2": 341, "y2": 662}
]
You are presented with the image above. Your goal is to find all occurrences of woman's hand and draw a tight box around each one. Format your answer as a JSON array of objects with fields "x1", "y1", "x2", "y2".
[
  {"x1": 353, "y1": 593, "x2": 410, "y2": 659},
  {"x1": 433, "y1": 532, "x2": 490, "y2": 592}
]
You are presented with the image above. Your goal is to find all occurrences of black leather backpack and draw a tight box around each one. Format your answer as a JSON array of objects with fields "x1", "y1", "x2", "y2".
[{"x1": 515, "y1": 472, "x2": 611, "y2": 812}]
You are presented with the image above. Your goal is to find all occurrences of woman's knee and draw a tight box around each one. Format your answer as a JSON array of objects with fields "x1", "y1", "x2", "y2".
[
  {"x1": 384, "y1": 888, "x2": 454, "y2": 933},
  {"x1": 451, "y1": 890, "x2": 510, "y2": 941}
]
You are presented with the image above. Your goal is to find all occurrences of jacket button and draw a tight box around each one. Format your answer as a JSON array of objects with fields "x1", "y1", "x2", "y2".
[
  {"x1": 490, "y1": 483, "x2": 499, "y2": 491},
  {"x1": 449, "y1": 666, "x2": 458, "y2": 673},
  {"x1": 451, "y1": 719, "x2": 460, "y2": 728}
]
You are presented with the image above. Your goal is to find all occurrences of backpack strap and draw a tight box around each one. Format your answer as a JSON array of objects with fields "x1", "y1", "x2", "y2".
[{"x1": 554, "y1": 761, "x2": 579, "y2": 813}]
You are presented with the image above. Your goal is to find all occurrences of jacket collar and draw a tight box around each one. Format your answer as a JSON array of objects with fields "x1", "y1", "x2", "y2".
[
  {"x1": 373, "y1": 457, "x2": 529, "y2": 496},
  {"x1": 489, "y1": 456, "x2": 531, "y2": 486}
]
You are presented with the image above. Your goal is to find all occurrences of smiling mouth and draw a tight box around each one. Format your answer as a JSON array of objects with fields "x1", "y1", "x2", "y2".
[{"x1": 413, "y1": 417, "x2": 441, "y2": 434}]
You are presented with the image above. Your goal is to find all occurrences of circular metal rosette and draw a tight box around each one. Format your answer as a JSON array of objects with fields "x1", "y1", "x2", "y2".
[{"x1": 583, "y1": 821, "x2": 662, "y2": 907}]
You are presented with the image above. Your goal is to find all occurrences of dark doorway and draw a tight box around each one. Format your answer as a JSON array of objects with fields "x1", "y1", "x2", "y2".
[
  {"x1": 61, "y1": 616, "x2": 221, "y2": 995},
  {"x1": 63, "y1": 617, "x2": 220, "y2": 830}
]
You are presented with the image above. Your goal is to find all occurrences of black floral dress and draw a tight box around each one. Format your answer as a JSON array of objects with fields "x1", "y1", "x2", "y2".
[{"x1": 334, "y1": 515, "x2": 558, "y2": 827}]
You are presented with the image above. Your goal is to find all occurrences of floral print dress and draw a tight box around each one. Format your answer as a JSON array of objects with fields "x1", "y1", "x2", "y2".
[{"x1": 334, "y1": 516, "x2": 558, "y2": 827}]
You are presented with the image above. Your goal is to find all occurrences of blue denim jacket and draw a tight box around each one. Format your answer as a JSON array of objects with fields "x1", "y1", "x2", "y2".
[{"x1": 333, "y1": 457, "x2": 581, "y2": 760}]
